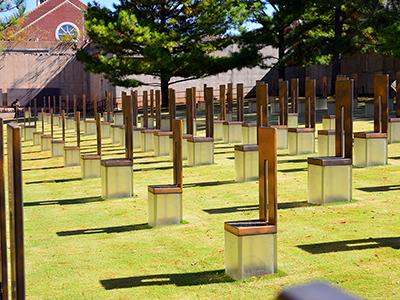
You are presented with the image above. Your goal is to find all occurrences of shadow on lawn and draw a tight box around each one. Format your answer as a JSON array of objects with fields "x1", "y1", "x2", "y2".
[
  {"x1": 357, "y1": 185, "x2": 400, "y2": 192},
  {"x1": 184, "y1": 180, "x2": 236, "y2": 188},
  {"x1": 23, "y1": 165, "x2": 64, "y2": 171},
  {"x1": 278, "y1": 158, "x2": 308, "y2": 164},
  {"x1": 203, "y1": 201, "x2": 312, "y2": 214},
  {"x1": 134, "y1": 166, "x2": 173, "y2": 172},
  {"x1": 100, "y1": 269, "x2": 233, "y2": 290},
  {"x1": 25, "y1": 177, "x2": 82, "y2": 185},
  {"x1": 298, "y1": 237, "x2": 400, "y2": 254},
  {"x1": 22, "y1": 156, "x2": 52, "y2": 161},
  {"x1": 57, "y1": 223, "x2": 151, "y2": 236},
  {"x1": 278, "y1": 167, "x2": 307, "y2": 173},
  {"x1": 24, "y1": 196, "x2": 103, "y2": 207}
]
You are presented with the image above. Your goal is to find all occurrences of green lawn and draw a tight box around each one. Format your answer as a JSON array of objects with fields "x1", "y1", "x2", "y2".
[{"x1": 15, "y1": 119, "x2": 400, "y2": 299}]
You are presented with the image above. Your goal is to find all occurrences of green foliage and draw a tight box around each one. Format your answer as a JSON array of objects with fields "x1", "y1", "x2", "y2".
[
  {"x1": 0, "y1": 0, "x2": 25, "y2": 40},
  {"x1": 78, "y1": 0, "x2": 261, "y2": 96}
]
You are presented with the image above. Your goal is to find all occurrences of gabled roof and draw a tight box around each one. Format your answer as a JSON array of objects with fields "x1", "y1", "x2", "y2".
[{"x1": 19, "y1": 0, "x2": 87, "y2": 31}]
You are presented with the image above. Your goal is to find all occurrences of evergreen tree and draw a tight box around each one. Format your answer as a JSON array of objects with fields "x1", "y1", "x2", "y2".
[
  {"x1": 78, "y1": 0, "x2": 260, "y2": 107},
  {"x1": 0, "y1": 0, "x2": 25, "y2": 40}
]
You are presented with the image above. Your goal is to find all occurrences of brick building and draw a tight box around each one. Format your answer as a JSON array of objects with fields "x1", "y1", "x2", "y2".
[
  {"x1": 14, "y1": 0, "x2": 87, "y2": 43},
  {"x1": 0, "y1": 0, "x2": 113, "y2": 108}
]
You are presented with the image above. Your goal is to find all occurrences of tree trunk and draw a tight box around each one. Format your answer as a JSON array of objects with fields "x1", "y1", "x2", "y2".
[
  {"x1": 331, "y1": 7, "x2": 344, "y2": 95},
  {"x1": 278, "y1": 28, "x2": 285, "y2": 80},
  {"x1": 161, "y1": 76, "x2": 169, "y2": 108}
]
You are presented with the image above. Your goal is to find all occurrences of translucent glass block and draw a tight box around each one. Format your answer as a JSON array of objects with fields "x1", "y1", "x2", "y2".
[
  {"x1": 101, "y1": 163, "x2": 133, "y2": 199},
  {"x1": 51, "y1": 141, "x2": 65, "y2": 157},
  {"x1": 288, "y1": 131, "x2": 315, "y2": 155},
  {"x1": 160, "y1": 118, "x2": 170, "y2": 131},
  {"x1": 154, "y1": 134, "x2": 170, "y2": 157},
  {"x1": 24, "y1": 126, "x2": 35, "y2": 141},
  {"x1": 388, "y1": 120, "x2": 400, "y2": 144},
  {"x1": 114, "y1": 112, "x2": 124, "y2": 126},
  {"x1": 84, "y1": 120, "x2": 96, "y2": 136},
  {"x1": 214, "y1": 121, "x2": 224, "y2": 141},
  {"x1": 308, "y1": 163, "x2": 352, "y2": 204},
  {"x1": 288, "y1": 114, "x2": 298, "y2": 128},
  {"x1": 223, "y1": 123, "x2": 243, "y2": 144},
  {"x1": 148, "y1": 191, "x2": 182, "y2": 227},
  {"x1": 276, "y1": 127, "x2": 288, "y2": 150},
  {"x1": 66, "y1": 117, "x2": 75, "y2": 130},
  {"x1": 242, "y1": 126, "x2": 257, "y2": 145},
  {"x1": 318, "y1": 133, "x2": 335, "y2": 156},
  {"x1": 111, "y1": 126, "x2": 121, "y2": 144},
  {"x1": 141, "y1": 131, "x2": 155, "y2": 152},
  {"x1": 41, "y1": 135, "x2": 52, "y2": 151},
  {"x1": 187, "y1": 140, "x2": 214, "y2": 166},
  {"x1": 225, "y1": 231, "x2": 277, "y2": 280},
  {"x1": 354, "y1": 137, "x2": 387, "y2": 167},
  {"x1": 81, "y1": 156, "x2": 101, "y2": 179},
  {"x1": 64, "y1": 147, "x2": 80, "y2": 167},
  {"x1": 235, "y1": 149, "x2": 258, "y2": 182},
  {"x1": 101, "y1": 123, "x2": 111, "y2": 139},
  {"x1": 33, "y1": 132, "x2": 42, "y2": 146},
  {"x1": 322, "y1": 117, "x2": 335, "y2": 130}
]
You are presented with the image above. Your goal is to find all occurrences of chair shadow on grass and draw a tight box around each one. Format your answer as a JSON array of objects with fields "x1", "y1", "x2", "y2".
[
  {"x1": 298, "y1": 237, "x2": 400, "y2": 254},
  {"x1": 57, "y1": 223, "x2": 151, "y2": 236},
  {"x1": 184, "y1": 180, "x2": 236, "y2": 188},
  {"x1": 100, "y1": 269, "x2": 233, "y2": 290},
  {"x1": 133, "y1": 166, "x2": 173, "y2": 172},
  {"x1": 278, "y1": 167, "x2": 307, "y2": 173},
  {"x1": 23, "y1": 165, "x2": 64, "y2": 172},
  {"x1": 357, "y1": 185, "x2": 400, "y2": 193},
  {"x1": 203, "y1": 201, "x2": 312, "y2": 214},
  {"x1": 22, "y1": 156, "x2": 52, "y2": 162},
  {"x1": 25, "y1": 177, "x2": 82, "y2": 185},
  {"x1": 24, "y1": 196, "x2": 103, "y2": 207}
]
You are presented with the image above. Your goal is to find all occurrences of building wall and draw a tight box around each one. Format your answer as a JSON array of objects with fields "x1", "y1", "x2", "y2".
[{"x1": 0, "y1": 42, "x2": 113, "y2": 107}]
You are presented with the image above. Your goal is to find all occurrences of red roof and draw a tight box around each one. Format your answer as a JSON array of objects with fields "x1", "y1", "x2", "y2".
[{"x1": 20, "y1": 0, "x2": 87, "y2": 30}]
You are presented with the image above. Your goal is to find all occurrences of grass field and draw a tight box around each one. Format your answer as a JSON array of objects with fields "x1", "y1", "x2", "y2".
[{"x1": 14, "y1": 118, "x2": 400, "y2": 299}]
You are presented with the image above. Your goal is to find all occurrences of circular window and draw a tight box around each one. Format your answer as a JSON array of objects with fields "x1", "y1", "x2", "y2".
[{"x1": 55, "y1": 22, "x2": 79, "y2": 41}]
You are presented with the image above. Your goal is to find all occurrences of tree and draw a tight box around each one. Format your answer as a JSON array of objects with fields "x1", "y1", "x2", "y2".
[
  {"x1": 244, "y1": 0, "x2": 312, "y2": 80},
  {"x1": 0, "y1": 0, "x2": 25, "y2": 40},
  {"x1": 78, "y1": 0, "x2": 261, "y2": 107},
  {"x1": 300, "y1": 0, "x2": 384, "y2": 94}
]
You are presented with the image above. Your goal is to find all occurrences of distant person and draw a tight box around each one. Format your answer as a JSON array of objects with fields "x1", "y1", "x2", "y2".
[{"x1": 11, "y1": 99, "x2": 22, "y2": 119}]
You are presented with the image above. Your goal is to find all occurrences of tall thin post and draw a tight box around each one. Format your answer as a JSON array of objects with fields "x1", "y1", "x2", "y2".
[
  {"x1": 66, "y1": 96, "x2": 70, "y2": 117},
  {"x1": 256, "y1": 81, "x2": 269, "y2": 128},
  {"x1": 50, "y1": 109, "x2": 54, "y2": 138},
  {"x1": 219, "y1": 85, "x2": 226, "y2": 121},
  {"x1": 172, "y1": 119, "x2": 183, "y2": 188},
  {"x1": 131, "y1": 90, "x2": 138, "y2": 127},
  {"x1": 374, "y1": 74, "x2": 389, "y2": 134},
  {"x1": 96, "y1": 113, "x2": 101, "y2": 156},
  {"x1": 155, "y1": 90, "x2": 161, "y2": 130},
  {"x1": 205, "y1": 87, "x2": 214, "y2": 138},
  {"x1": 73, "y1": 95, "x2": 77, "y2": 117},
  {"x1": 258, "y1": 127, "x2": 277, "y2": 225},
  {"x1": 61, "y1": 110, "x2": 65, "y2": 142},
  {"x1": 34, "y1": 98, "x2": 37, "y2": 129},
  {"x1": 82, "y1": 94, "x2": 86, "y2": 120},
  {"x1": 186, "y1": 88, "x2": 194, "y2": 135},
  {"x1": 150, "y1": 89, "x2": 155, "y2": 118},
  {"x1": 291, "y1": 78, "x2": 299, "y2": 113},
  {"x1": 305, "y1": 79, "x2": 316, "y2": 129},
  {"x1": 124, "y1": 95, "x2": 133, "y2": 161},
  {"x1": 143, "y1": 91, "x2": 149, "y2": 128},
  {"x1": 41, "y1": 108, "x2": 44, "y2": 133},
  {"x1": 59, "y1": 96, "x2": 62, "y2": 115},
  {"x1": 236, "y1": 83, "x2": 244, "y2": 122},
  {"x1": 335, "y1": 80, "x2": 353, "y2": 159},
  {"x1": 169, "y1": 89, "x2": 176, "y2": 131},
  {"x1": 7, "y1": 123, "x2": 25, "y2": 300},
  {"x1": 76, "y1": 111, "x2": 80, "y2": 148},
  {"x1": 227, "y1": 83, "x2": 233, "y2": 114},
  {"x1": 279, "y1": 80, "x2": 288, "y2": 126},
  {"x1": 0, "y1": 118, "x2": 8, "y2": 300}
]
